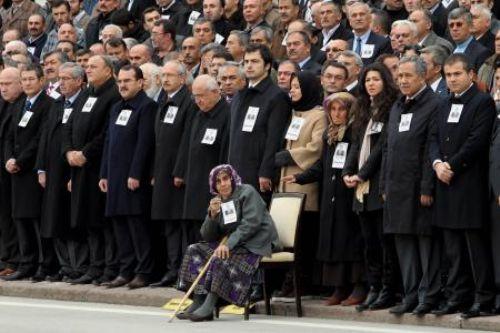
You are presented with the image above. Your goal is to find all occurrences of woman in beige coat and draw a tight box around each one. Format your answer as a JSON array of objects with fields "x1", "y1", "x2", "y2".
[{"x1": 273, "y1": 71, "x2": 327, "y2": 297}]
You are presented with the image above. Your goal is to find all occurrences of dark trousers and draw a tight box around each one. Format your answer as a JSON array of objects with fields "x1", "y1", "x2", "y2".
[
  {"x1": 394, "y1": 234, "x2": 441, "y2": 305},
  {"x1": 358, "y1": 210, "x2": 398, "y2": 292},
  {"x1": 14, "y1": 218, "x2": 41, "y2": 273},
  {"x1": 54, "y1": 237, "x2": 74, "y2": 276},
  {"x1": 38, "y1": 237, "x2": 59, "y2": 275},
  {"x1": 112, "y1": 215, "x2": 153, "y2": 279},
  {"x1": 0, "y1": 181, "x2": 18, "y2": 269},
  {"x1": 442, "y1": 228, "x2": 495, "y2": 305},
  {"x1": 162, "y1": 219, "x2": 182, "y2": 277}
]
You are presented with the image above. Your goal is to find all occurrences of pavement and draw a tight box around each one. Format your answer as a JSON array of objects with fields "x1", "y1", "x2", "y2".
[{"x1": 0, "y1": 280, "x2": 500, "y2": 332}]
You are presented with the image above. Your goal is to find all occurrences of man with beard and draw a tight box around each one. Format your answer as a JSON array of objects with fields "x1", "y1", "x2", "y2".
[
  {"x1": 140, "y1": 63, "x2": 162, "y2": 103},
  {"x1": 43, "y1": 50, "x2": 70, "y2": 100},
  {"x1": 180, "y1": 37, "x2": 202, "y2": 78},
  {"x1": 3, "y1": 64, "x2": 52, "y2": 281},
  {"x1": 99, "y1": 65, "x2": 156, "y2": 289},
  {"x1": 217, "y1": 62, "x2": 246, "y2": 104},
  {"x1": 62, "y1": 55, "x2": 121, "y2": 285},
  {"x1": 36, "y1": 62, "x2": 88, "y2": 282},
  {"x1": 24, "y1": 14, "x2": 48, "y2": 59}
]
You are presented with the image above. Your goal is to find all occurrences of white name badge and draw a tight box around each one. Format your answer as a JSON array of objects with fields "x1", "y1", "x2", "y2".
[
  {"x1": 215, "y1": 33, "x2": 225, "y2": 44},
  {"x1": 447, "y1": 104, "x2": 463, "y2": 123},
  {"x1": 27, "y1": 47, "x2": 35, "y2": 55},
  {"x1": 285, "y1": 116, "x2": 305, "y2": 141},
  {"x1": 50, "y1": 90, "x2": 61, "y2": 100},
  {"x1": 82, "y1": 97, "x2": 97, "y2": 113},
  {"x1": 18, "y1": 111, "x2": 33, "y2": 127},
  {"x1": 332, "y1": 142, "x2": 348, "y2": 169},
  {"x1": 442, "y1": 0, "x2": 453, "y2": 8},
  {"x1": 115, "y1": 110, "x2": 132, "y2": 126},
  {"x1": 161, "y1": 14, "x2": 171, "y2": 20},
  {"x1": 361, "y1": 44, "x2": 375, "y2": 59},
  {"x1": 281, "y1": 32, "x2": 288, "y2": 46},
  {"x1": 371, "y1": 122, "x2": 384, "y2": 133},
  {"x1": 163, "y1": 106, "x2": 179, "y2": 124},
  {"x1": 242, "y1": 106, "x2": 259, "y2": 132},
  {"x1": 62, "y1": 108, "x2": 73, "y2": 124},
  {"x1": 221, "y1": 200, "x2": 237, "y2": 224},
  {"x1": 188, "y1": 11, "x2": 201, "y2": 25},
  {"x1": 399, "y1": 113, "x2": 413, "y2": 132},
  {"x1": 201, "y1": 128, "x2": 218, "y2": 144}
]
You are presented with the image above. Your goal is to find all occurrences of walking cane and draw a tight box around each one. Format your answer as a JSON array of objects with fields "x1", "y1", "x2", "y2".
[{"x1": 168, "y1": 235, "x2": 229, "y2": 322}]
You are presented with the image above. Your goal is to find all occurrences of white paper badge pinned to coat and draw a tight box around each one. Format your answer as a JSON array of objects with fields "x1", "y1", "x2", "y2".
[
  {"x1": 62, "y1": 108, "x2": 73, "y2": 124},
  {"x1": 285, "y1": 117, "x2": 305, "y2": 141},
  {"x1": 361, "y1": 44, "x2": 375, "y2": 58},
  {"x1": 82, "y1": 97, "x2": 97, "y2": 113},
  {"x1": 116, "y1": 110, "x2": 132, "y2": 126},
  {"x1": 447, "y1": 104, "x2": 463, "y2": 123},
  {"x1": 221, "y1": 201, "x2": 237, "y2": 224},
  {"x1": 399, "y1": 113, "x2": 413, "y2": 132},
  {"x1": 332, "y1": 142, "x2": 348, "y2": 169},
  {"x1": 18, "y1": 111, "x2": 33, "y2": 128},
  {"x1": 201, "y1": 128, "x2": 218, "y2": 145},
  {"x1": 242, "y1": 106, "x2": 259, "y2": 132},
  {"x1": 163, "y1": 106, "x2": 179, "y2": 124},
  {"x1": 188, "y1": 11, "x2": 201, "y2": 25}
]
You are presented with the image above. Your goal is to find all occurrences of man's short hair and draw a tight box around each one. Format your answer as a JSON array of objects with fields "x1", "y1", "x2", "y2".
[
  {"x1": 251, "y1": 26, "x2": 273, "y2": 44},
  {"x1": 42, "y1": 50, "x2": 70, "y2": 64},
  {"x1": 287, "y1": 30, "x2": 311, "y2": 45},
  {"x1": 212, "y1": 50, "x2": 234, "y2": 61},
  {"x1": 105, "y1": 37, "x2": 127, "y2": 50},
  {"x1": 59, "y1": 61, "x2": 86, "y2": 79},
  {"x1": 110, "y1": 8, "x2": 135, "y2": 26},
  {"x1": 420, "y1": 45, "x2": 448, "y2": 66},
  {"x1": 52, "y1": 0, "x2": 71, "y2": 12},
  {"x1": 371, "y1": 8, "x2": 390, "y2": 35},
  {"x1": 218, "y1": 61, "x2": 246, "y2": 80},
  {"x1": 229, "y1": 30, "x2": 249, "y2": 47},
  {"x1": 444, "y1": 53, "x2": 474, "y2": 72},
  {"x1": 245, "y1": 44, "x2": 273, "y2": 69},
  {"x1": 321, "y1": 60, "x2": 348, "y2": 79},
  {"x1": 448, "y1": 7, "x2": 473, "y2": 25},
  {"x1": 399, "y1": 55, "x2": 427, "y2": 77},
  {"x1": 338, "y1": 50, "x2": 363, "y2": 67},
  {"x1": 201, "y1": 42, "x2": 226, "y2": 55},
  {"x1": 119, "y1": 64, "x2": 143, "y2": 80},
  {"x1": 21, "y1": 63, "x2": 44, "y2": 78},
  {"x1": 154, "y1": 20, "x2": 177, "y2": 41}
]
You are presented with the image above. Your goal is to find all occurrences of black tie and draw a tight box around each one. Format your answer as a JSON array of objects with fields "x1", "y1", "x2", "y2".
[
  {"x1": 22, "y1": 100, "x2": 32, "y2": 115},
  {"x1": 64, "y1": 100, "x2": 71, "y2": 108}
]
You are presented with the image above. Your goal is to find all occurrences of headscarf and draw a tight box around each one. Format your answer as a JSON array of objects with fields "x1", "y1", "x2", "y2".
[
  {"x1": 290, "y1": 71, "x2": 323, "y2": 111},
  {"x1": 208, "y1": 164, "x2": 242, "y2": 195},
  {"x1": 323, "y1": 92, "x2": 355, "y2": 145}
]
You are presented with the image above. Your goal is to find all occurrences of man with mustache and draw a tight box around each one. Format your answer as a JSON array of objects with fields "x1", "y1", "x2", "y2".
[{"x1": 23, "y1": 14, "x2": 48, "y2": 60}]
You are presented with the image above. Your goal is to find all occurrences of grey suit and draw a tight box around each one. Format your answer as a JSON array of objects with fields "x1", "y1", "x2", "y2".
[{"x1": 421, "y1": 31, "x2": 454, "y2": 55}]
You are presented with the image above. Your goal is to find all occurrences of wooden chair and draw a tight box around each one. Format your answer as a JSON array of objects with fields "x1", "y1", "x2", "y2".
[{"x1": 259, "y1": 192, "x2": 306, "y2": 317}]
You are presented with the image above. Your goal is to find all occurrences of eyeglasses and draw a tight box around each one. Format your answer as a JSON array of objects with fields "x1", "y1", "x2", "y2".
[
  {"x1": 448, "y1": 22, "x2": 464, "y2": 28},
  {"x1": 325, "y1": 47, "x2": 344, "y2": 53}
]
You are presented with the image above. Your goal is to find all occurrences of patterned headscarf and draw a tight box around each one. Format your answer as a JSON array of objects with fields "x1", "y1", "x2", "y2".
[
  {"x1": 323, "y1": 92, "x2": 355, "y2": 145},
  {"x1": 208, "y1": 164, "x2": 242, "y2": 195}
]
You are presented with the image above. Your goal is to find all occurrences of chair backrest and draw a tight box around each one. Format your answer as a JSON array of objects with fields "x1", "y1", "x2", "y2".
[{"x1": 269, "y1": 192, "x2": 306, "y2": 249}]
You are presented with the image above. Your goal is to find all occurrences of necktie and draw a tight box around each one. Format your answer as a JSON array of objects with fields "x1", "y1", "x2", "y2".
[
  {"x1": 23, "y1": 100, "x2": 31, "y2": 115},
  {"x1": 355, "y1": 37, "x2": 362, "y2": 55},
  {"x1": 64, "y1": 100, "x2": 71, "y2": 108}
]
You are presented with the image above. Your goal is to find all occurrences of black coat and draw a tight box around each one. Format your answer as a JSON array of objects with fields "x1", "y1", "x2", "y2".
[
  {"x1": 431, "y1": 3, "x2": 449, "y2": 37},
  {"x1": 100, "y1": 91, "x2": 156, "y2": 217},
  {"x1": 429, "y1": 84, "x2": 495, "y2": 229},
  {"x1": 462, "y1": 39, "x2": 491, "y2": 73},
  {"x1": 151, "y1": 86, "x2": 196, "y2": 220},
  {"x1": 62, "y1": 78, "x2": 121, "y2": 228},
  {"x1": 23, "y1": 33, "x2": 48, "y2": 59},
  {"x1": 85, "y1": 11, "x2": 113, "y2": 48},
  {"x1": 173, "y1": 99, "x2": 230, "y2": 220},
  {"x1": 343, "y1": 108, "x2": 388, "y2": 213},
  {"x1": 490, "y1": 108, "x2": 500, "y2": 198},
  {"x1": 476, "y1": 30, "x2": 495, "y2": 56},
  {"x1": 36, "y1": 91, "x2": 87, "y2": 237},
  {"x1": 228, "y1": 76, "x2": 291, "y2": 189},
  {"x1": 318, "y1": 23, "x2": 354, "y2": 46},
  {"x1": 381, "y1": 88, "x2": 439, "y2": 235},
  {"x1": 348, "y1": 31, "x2": 392, "y2": 65},
  {"x1": 301, "y1": 58, "x2": 322, "y2": 76},
  {"x1": 5, "y1": 92, "x2": 51, "y2": 219},
  {"x1": 295, "y1": 128, "x2": 363, "y2": 262},
  {"x1": 126, "y1": 0, "x2": 156, "y2": 19}
]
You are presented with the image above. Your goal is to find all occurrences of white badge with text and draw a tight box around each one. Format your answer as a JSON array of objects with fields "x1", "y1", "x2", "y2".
[
  {"x1": 221, "y1": 200, "x2": 237, "y2": 224},
  {"x1": 399, "y1": 113, "x2": 413, "y2": 132},
  {"x1": 27, "y1": 47, "x2": 35, "y2": 55},
  {"x1": 447, "y1": 104, "x2": 463, "y2": 123},
  {"x1": 115, "y1": 110, "x2": 132, "y2": 126},
  {"x1": 332, "y1": 142, "x2": 348, "y2": 169},
  {"x1": 242, "y1": 106, "x2": 259, "y2": 132},
  {"x1": 188, "y1": 11, "x2": 201, "y2": 25},
  {"x1": 285, "y1": 117, "x2": 305, "y2": 141},
  {"x1": 163, "y1": 106, "x2": 179, "y2": 124},
  {"x1": 50, "y1": 90, "x2": 61, "y2": 100},
  {"x1": 201, "y1": 128, "x2": 218, "y2": 145},
  {"x1": 371, "y1": 121, "x2": 384, "y2": 133},
  {"x1": 442, "y1": 0, "x2": 453, "y2": 8},
  {"x1": 18, "y1": 111, "x2": 33, "y2": 127},
  {"x1": 161, "y1": 14, "x2": 170, "y2": 20},
  {"x1": 82, "y1": 97, "x2": 97, "y2": 113},
  {"x1": 62, "y1": 108, "x2": 73, "y2": 124},
  {"x1": 215, "y1": 33, "x2": 225, "y2": 44},
  {"x1": 361, "y1": 44, "x2": 375, "y2": 58}
]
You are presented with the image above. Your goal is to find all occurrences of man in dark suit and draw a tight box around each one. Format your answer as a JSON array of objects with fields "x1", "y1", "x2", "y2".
[
  {"x1": 85, "y1": 0, "x2": 120, "y2": 47},
  {"x1": 430, "y1": 54, "x2": 496, "y2": 318},
  {"x1": 3, "y1": 65, "x2": 52, "y2": 281},
  {"x1": 318, "y1": 1, "x2": 352, "y2": 49},
  {"x1": 125, "y1": 0, "x2": 156, "y2": 19},
  {"x1": 23, "y1": 14, "x2": 48, "y2": 60},
  {"x1": 99, "y1": 65, "x2": 156, "y2": 289},
  {"x1": 471, "y1": 4, "x2": 495, "y2": 55},
  {"x1": 286, "y1": 31, "x2": 322, "y2": 75},
  {"x1": 420, "y1": 45, "x2": 449, "y2": 97},
  {"x1": 347, "y1": 2, "x2": 392, "y2": 65},
  {"x1": 410, "y1": 9, "x2": 454, "y2": 55},
  {"x1": 382, "y1": 55, "x2": 442, "y2": 316},
  {"x1": 423, "y1": 0, "x2": 449, "y2": 37},
  {"x1": 449, "y1": 7, "x2": 491, "y2": 73},
  {"x1": 490, "y1": 87, "x2": 500, "y2": 313}
]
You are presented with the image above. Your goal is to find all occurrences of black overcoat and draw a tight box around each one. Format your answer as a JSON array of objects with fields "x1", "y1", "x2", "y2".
[
  {"x1": 36, "y1": 90, "x2": 88, "y2": 237},
  {"x1": 228, "y1": 76, "x2": 291, "y2": 189},
  {"x1": 5, "y1": 91, "x2": 51, "y2": 219},
  {"x1": 151, "y1": 86, "x2": 196, "y2": 220},
  {"x1": 62, "y1": 78, "x2": 121, "y2": 228},
  {"x1": 429, "y1": 84, "x2": 495, "y2": 229},
  {"x1": 173, "y1": 99, "x2": 230, "y2": 220},
  {"x1": 381, "y1": 88, "x2": 439, "y2": 235},
  {"x1": 295, "y1": 127, "x2": 363, "y2": 262},
  {"x1": 100, "y1": 91, "x2": 156, "y2": 217}
]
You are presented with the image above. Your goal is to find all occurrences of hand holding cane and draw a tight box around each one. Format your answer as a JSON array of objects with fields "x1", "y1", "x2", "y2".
[{"x1": 168, "y1": 235, "x2": 229, "y2": 322}]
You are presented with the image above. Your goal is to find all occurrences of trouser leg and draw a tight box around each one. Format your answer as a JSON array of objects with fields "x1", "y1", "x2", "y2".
[
  {"x1": 418, "y1": 234, "x2": 441, "y2": 305},
  {"x1": 164, "y1": 219, "x2": 182, "y2": 275},
  {"x1": 112, "y1": 217, "x2": 135, "y2": 279},
  {"x1": 103, "y1": 221, "x2": 118, "y2": 278},
  {"x1": 14, "y1": 218, "x2": 39, "y2": 273},
  {"x1": 359, "y1": 211, "x2": 383, "y2": 290},
  {"x1": 394, "y1": 234, "x2": 420, "y2": 305},
  {"x1": 86, "y1": 226, "x2": 105, "y2": 278},
  {"x1": 127, "y1": 215, "x2": 153, "y2": 277},
  {"x1": 54, "y1": 237, "x2": 73, "y2": 276}
]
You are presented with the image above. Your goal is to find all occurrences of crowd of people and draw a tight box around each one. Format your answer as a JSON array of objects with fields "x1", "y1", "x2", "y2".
[{"x1": 0, "y1": 0, "x2": 499, "y2": 323}]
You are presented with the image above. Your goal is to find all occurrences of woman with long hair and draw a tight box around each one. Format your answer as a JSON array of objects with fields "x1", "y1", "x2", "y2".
[{"x1": 342, "y1": 62, "x2": 400, "y2": 312}]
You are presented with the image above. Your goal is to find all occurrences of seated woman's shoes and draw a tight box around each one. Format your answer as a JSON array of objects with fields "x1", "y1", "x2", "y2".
[
  {"x1": 175, "y1": 312, "x2": 191, "y2": 320},
  {"x1": 189, "y1": 312, "x2": 214, "y2": 322}
]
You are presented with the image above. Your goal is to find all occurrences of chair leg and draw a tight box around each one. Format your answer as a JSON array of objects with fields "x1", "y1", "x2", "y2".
[
  {"x1": 293, "y1": 264, "x2": 302, "y2": 317},
  {"x1": 262, "y1": 269, "x2": 271, "y2": 315},
  {"x1": 214, "y1": 306, "x2": 220, "y2": 318},
  {"x1": 244, "y1": 299, "x2": 250, "y2": 320}
]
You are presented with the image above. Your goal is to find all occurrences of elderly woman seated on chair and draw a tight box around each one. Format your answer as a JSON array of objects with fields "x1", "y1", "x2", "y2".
[{"x1": 176, "y1": 164, "x2": 280, "y2": 322}]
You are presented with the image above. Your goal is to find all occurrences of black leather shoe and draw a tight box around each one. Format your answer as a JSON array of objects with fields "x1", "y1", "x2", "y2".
[
  {"x1": 356, "y1": 288, "x2": 379, "y2": 312},
  {"x1": 2, "y1": 270, "x2": 32, "y2": 281},
  {"x1": 105, "y1": 276, "x2": 131, "y2": 288},
  {"x1": 431, "y1": 302, "x2": 464, "y2": 316},
  {"x1": 150, "y1": 274, "x2": 177, "y2": 288},
  {"x1": 30, "y1": 271, "x2": 47, "y2": 283},
  {"x1": 189, "y1": 312, "x2": 214, "y2": 322},
  {"x1": 460, "y1": 303, "x2": 494, "y2": 319},
  {"x1": 389, "y1": 303, "x2": 417, "y2": 315},
  {"x1": 45, "y1": 273, "x2": 63, "y2": 282},
  {"x1": 128, "y1": 275, "x2": 149, "y2": 289},
  {"x1": 412, "y1": 303, "x2": 434, "y2": 316},
  {"x1": 70, "y1": 274, "x2": 94, "y2": 285},
  {"x1": 175, "y1": 311, "x2": 191, "y2": 320},
  {"x1": 369, "y1": 291, "x2": 396, "y2": 310}
]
